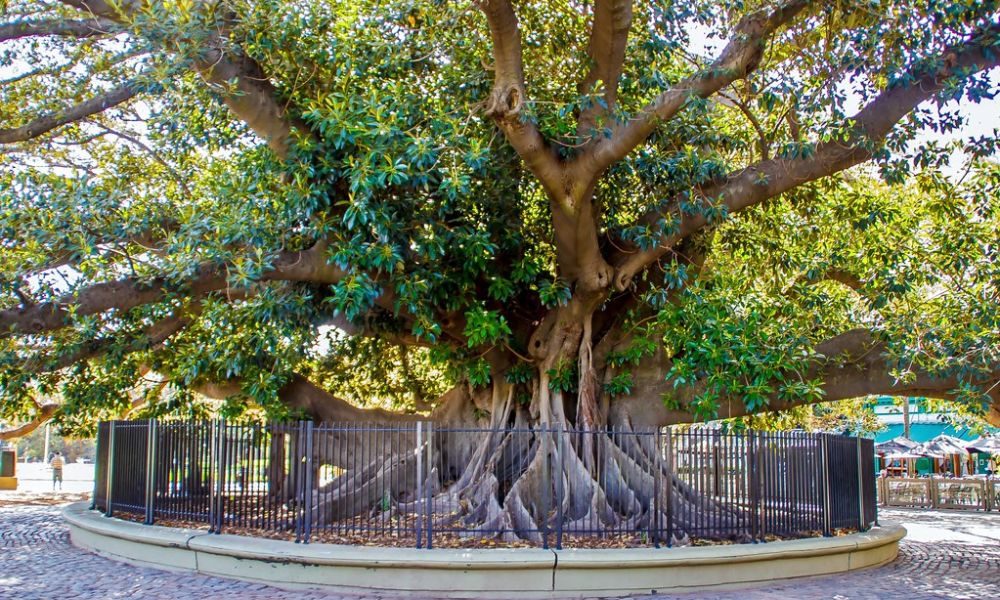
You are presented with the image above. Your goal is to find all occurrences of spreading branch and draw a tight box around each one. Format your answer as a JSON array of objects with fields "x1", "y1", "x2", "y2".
[
  {"x1": 192, "y1": 373, "x2": 423, "y2": 423},
  {"x1": 576, "y1": 0, "x2": 634, "y2": 137},
  {"x1": 479, "y1": 0, "x2": 564, "y2": 194},
  {"x1": 16, "y1": 293, "x2": 222, "y2": 375},
  {"x1": 613, "y1": 328, "x2": 1000, "y2": 427},
  {"x1": 0, "y1": 241, "x2": 345, "y2": 337},
  {"x1": 0, "y1": 17, "x2": 119, "y2": 42},
  {"x1": 0, "y1": 402, "x2": 59, "y2": 441},
  {"x1": 611, "y1": 25, "x2": 1000, "y2": 290},
  {"x1": 57, "y1": 0, "x2": 302, "y2": 158},
  {"x1": 581, "y1": 0, "x2": 810, "y2": 175},
  {"x1": 0, "y1": 79, "x2": 142, "y2": 144}
]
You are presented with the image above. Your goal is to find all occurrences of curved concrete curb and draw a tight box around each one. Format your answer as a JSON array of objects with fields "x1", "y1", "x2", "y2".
[{"x1": 63, "y1": 502, "x2": 904, "y2": 598}]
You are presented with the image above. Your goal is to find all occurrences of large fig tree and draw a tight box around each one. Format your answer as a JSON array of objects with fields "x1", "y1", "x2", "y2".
[{"x1": 2, "y1": 0, "x2": 999, "y2": 539}]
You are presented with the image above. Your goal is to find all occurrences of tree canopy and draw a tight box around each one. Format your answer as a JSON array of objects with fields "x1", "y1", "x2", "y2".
[{"x1": 1, "y1": 0, "x2": 999, "y2": 438}]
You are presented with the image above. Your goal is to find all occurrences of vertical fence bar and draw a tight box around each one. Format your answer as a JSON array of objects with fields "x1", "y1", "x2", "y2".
[
  {"x1": 206, "y1": 422, "x2": 214, "y2": 531},
  {"x1": 542, "y1": 426, "x2": 551, "y2": 550},
  {"x1": 415, "y1": 422, "x2": 423, "y2": 548},
  {"x1": 821, "y1": 435, "x2": 832, "y2": 536},
  {"x1": 105, "y1": 421, "x2": 116, "y2": 518},
  {"x1": 556, "y1": 425, "x2": 565, "y2": 550},
  {"x1": 218, "y1": 420, "x2": 227, "y2": 533},
  {"x1": 425, "y1": 422, "x2": 434, "y2": 549},
  {"x1": 214, "y1": 420, "x2": 222, "y2": 533},
  {"x1": 303, "y1": 421, "x2": 314, "y2": 544},
  {"x1": 748, "y1": 431, "x2": 758, "y2": 541},
  {"x1": 652, "y1": 428, "x2": 661, "y2": 548},
  {"x1": 144, "y1": 419, "x2": 157, "y2": 524},
  {"x1": 856, "y1": 436, "x2": 864, "y2": 531},
  {"x1": 293, "y1": 421, "x2": 304, "y2": 543},
  {"x1": 91, "y1": 423, "x2": 107, "y2": 511},
  {"x1": 665, "y1": 428, "x2": 674, "y2": 547}
]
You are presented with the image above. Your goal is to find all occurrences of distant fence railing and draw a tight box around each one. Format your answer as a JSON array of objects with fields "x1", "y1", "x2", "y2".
[
  {"x1": 92, "y1": 421, "x2": 876, "y2": 548},
  {"x1": 878, "y1": 476, "x2": 998, "y2": 511}
]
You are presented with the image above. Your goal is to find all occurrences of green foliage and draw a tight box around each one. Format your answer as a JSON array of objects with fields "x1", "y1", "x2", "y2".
[
  {"x1": 537, "y1": 278, "x2": 572, "y2": 308},
  {"x1": 0, "y1": 0, "x2": 997, "y2": 427},
  {"x1": 305, "y1": 335, "x2": 452, "y2": 413},
  {"x1": 546, "y1": 361, "x2": 577, "y2": 393},
  {"x1": 466, "y1": 359, "x2": 492, "y2": 388},
  {"x1": 504, "y1": 362, "x2": 535, "y2": 385},
  {"x1": 603, "y1": 372, "x2": 634, "y2": 398},
  {"x1": 463, "y1": 306, "x2": 512, "y2": 348}
]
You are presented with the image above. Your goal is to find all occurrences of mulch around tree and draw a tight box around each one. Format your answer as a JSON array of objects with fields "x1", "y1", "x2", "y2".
[{"x1": 109, "y1": 510, "x2": 858, "y2": 549}]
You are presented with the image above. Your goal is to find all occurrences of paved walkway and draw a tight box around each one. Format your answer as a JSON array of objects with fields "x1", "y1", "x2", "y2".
[{"x1": 0, "y1": 504, "x2": 997, "y2": 599}]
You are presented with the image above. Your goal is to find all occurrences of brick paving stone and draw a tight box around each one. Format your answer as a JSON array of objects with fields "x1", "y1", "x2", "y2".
[{"x1": 0, "y1": 505, "x2": 997, "y2": 599}]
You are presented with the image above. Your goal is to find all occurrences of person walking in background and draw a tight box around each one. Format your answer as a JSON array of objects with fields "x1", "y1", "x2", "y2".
[{"x1": 50, "y1": 451, "x2": 64, "y2": 490}]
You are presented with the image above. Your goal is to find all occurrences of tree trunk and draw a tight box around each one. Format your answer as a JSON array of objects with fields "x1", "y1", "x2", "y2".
[{"x1": 291, "y1": 304, "x2": 746, "y2": 545}]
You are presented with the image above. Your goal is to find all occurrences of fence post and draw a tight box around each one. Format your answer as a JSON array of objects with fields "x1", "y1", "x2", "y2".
[
  {"x1": 556, "y1": 425, "x2": 565, "y2": 550},
  {"x1": 651, "y1": 428, "x2": 661, "y2": 549},
  {"x1": 748, "y1": 431, "x2": 759, "y2": 541},
  {"x1": 542, "y1": 427, "x2": 551, "y2": 550},
  {"x1": 303, "y1": 421, "x2": 314, "y2": 544},
  {"x1": 90, "y1": 424, "x2": 103, "y2": 511},
  {"x1": 415, "y1": 422, "x2": 423, "y2": 548},
  {"x1": 665, "y1": 428, "x2": 674, "y2": 547},
  {"x1": 105, "y1": 421, "x2": 116, "y2": 518},
  {"x1": 856, "y1": 436, "x2": 865, "y2": 531},
  {"x1": 209, "y1": 420, "x2": 219, "y2": 533},
  {"x1": 821, "y1": 434, "x2": 832, "y2": 537},
  {"x1": 425, "y1": 422, "x2": 434, "y2": 549},
  {"x1": 144, "y1": 419, "x2": 158, "y2": 525},
  {"x1": 219, "y1": 419, "x2": 229, "y2": 534},
  {"x1": 292, "y1": 420, "x2": 304, "y2": 543}
]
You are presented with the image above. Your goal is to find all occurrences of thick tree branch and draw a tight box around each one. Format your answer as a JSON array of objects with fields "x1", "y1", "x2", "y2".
[
  {"x1": 611, "y1": 26, "x2": 1000, "y2": 290},
  {"x1": 613, "y1": 328, "x2": 1000, "y2": 427},
  {"x1": 784, "y1": 267, "x2": 863, "y2": 298},
  {"x1": 0, "y1": 403, "x2": 59, "y2": 441},
  {"x1": 196, "y1": 49, "x2": 304, "y2": 159},
  {"x1": 479, "y1": 0, "x2": 564, "y2": 194},
  {"x1": 16, "y1": 294, "x2": 220, "y2": 375},
  {"x1": 58, "y1": 0, "x2": 302, "y2": 158},
  {"x1": 193, "y1": 373, "x2": 422, "y2": 423},
  {"x1": 581, "y1": 0, "x2": 810, "y2": 175},
  {"x1": 0, "y1": 17, "x2": 118, "y2": 42},
  {"x1": 576, "y1": 0, "x2": 633, "y2": 137},
  {"x1": 0, "y1": 79, "x2": 142, "y2": 144},
  {"x1": 0, "y1": 241, "x2": 345, "y2": 337}
]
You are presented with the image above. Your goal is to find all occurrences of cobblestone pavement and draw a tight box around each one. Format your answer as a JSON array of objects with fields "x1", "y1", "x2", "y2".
[{"x1": 0, "y1": 505, "x2": 997, "y2": 599}]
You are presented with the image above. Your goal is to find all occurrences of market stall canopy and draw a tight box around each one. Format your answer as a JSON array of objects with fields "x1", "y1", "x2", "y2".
[
  {"x1": 884, "y1": 450, "x2": 939, "y2": 460},
  {"x1": 965, "y1": 435, "x2": 1000, "y2": 454},
  {"x1": 875, "y1": 436, "x2": 920, "y2": 455},
  {"x1": 918, "y1": 434, "x2": 969, "y2": 457}
]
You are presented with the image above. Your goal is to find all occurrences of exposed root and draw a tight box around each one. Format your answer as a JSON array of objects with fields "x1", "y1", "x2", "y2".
[{"x1": 298, "y1": 418, "x2": 755, "y2": 546}]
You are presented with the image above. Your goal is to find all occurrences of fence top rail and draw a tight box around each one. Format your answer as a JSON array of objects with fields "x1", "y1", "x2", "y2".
[{"x1": 99, "y1": 419, "x2": 873, "y2": 443}]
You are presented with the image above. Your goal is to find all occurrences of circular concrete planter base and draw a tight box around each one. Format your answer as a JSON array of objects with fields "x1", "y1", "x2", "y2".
[{"x1": 64, "y1": 502, "x2": 904, "y2": 598}]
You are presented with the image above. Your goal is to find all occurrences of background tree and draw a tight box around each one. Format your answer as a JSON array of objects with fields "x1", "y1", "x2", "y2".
[{"x1": 1, "y1": 0, "x2": 999, "y2": 539}]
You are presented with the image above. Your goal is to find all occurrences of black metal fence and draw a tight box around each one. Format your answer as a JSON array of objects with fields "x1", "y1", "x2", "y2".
[{"x1": 92, "y1": 420, "x2": 876, "y2": 548}]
